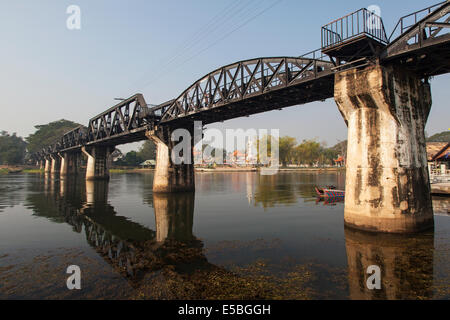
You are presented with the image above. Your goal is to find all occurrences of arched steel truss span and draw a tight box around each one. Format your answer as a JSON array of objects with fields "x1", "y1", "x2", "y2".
[{"x1": 158, "y1": 56, "x2": 335, "y2": 125}]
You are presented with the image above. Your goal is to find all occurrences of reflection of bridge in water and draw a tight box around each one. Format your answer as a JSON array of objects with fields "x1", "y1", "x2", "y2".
[
  {"x1": 345, "y1": 227, "x2": 434, "y2": 300},
  {"x1": 432, "y1": 196, "x2": 450, "y2": 215},
  {"x1": 26, "y1": 177, "x2": 205, "y2": 289},
  {"x1": 23, "y1": 175, "x2": 438, "y2": 299}
]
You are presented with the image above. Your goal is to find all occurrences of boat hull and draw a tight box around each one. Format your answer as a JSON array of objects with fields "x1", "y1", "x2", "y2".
[
  {"x1": 323, "y1": 189, "x2": 345, "y2": 197},
  {"x1": 315, "y1": 187, "x2": 345, "y2": 198}
]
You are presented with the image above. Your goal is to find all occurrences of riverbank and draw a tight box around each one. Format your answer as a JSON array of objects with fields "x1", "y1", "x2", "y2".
[
  {"x1": 1, "y1": 166, "x2": 25, "y2": 174},
  {"x1": 195, "y1": 167, "x2": 346, "y2": 173},
  {"x1": 109, "y1": 167, "x2": 346, "y2": 173},
  {"x1": 0, "y1": 165, "x2": 44, "y2": 174},
  {"x1": 110, "y1": 168, "x2": 154, "y2": 173},
  {"x1": 1, "y1": 166, "x2": 347, "y2": 174},
  {"x1": 431, "y1": 183, "x2": 450, "y2": 196}
]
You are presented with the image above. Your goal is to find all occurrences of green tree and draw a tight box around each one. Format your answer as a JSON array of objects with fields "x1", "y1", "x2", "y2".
[
  {"x1": 0, "y1": 131, "x2": 27, "y2": 165},
  {"x1": 427, "y1": 130, "x2": 450, "y2": 142},
  {"x1": 255, "y1": 134, "x2": 277, "y2": 165},
  {"x1": 114, "y1": 151, "x2": 144, "y2": 167},
  {"x1": 321, "y1": 147, "x2": 339, "y2": 165},
  {"x1": 279, "y1": 136, "x2": 297, "y2": 166},
  {"x1": 26, "y1": 119, "x2": 82, "y2": 153},
  {"x1": 202, "y1": 143, "x2": 227, "y2": 163},
  {"x1": 330, "y1": 140, "x2": 347, "y2": 158},
  {"x1": 294, "y1": 139, "x2": 322, "y2": 165},
  {"x1": 137, "y1": 140, "x2": 156, "y2": 160}
]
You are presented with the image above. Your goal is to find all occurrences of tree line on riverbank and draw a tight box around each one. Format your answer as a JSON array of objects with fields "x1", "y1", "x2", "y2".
[
  {"x1": 1, "y1": 119, "x2": 449, "y2": 166},
  {"x1": 0, "y1": 119, "x2": 156, "y2": 167},
  {"x1": 1, "y1": 120, "x2": 82, "y2": 166},
  {"x1": 277, "y1": 136, "x2": 346, "y2": 167}
]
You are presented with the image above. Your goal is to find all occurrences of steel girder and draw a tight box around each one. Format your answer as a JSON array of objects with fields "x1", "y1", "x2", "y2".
[
  {"x1": 86, "y1": 94, "x2": 152, "y2": 144},
  {"x1": 159, "y1": 56, "x2": 334, "y2": 123},
  {"x1": 382, "y1": 1, "x2": 450, "y2": 77}
]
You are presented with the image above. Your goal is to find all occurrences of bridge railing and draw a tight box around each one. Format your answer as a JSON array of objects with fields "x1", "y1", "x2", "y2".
[
  {"x1": 388, "y1": 1, "x2": 447, "y2": 42},
  {"x1": 300, "y1": 49, "x2": 334, "y2": 63},
  {"x1": 149, "y1": 99, "x2": 175, "y2": 118},
  {"x1": 321, "y1": 8, "x2": 388, "y2": 50}
]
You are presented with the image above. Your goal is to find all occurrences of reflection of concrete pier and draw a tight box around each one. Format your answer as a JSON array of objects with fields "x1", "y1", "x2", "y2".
[
  {"x1": 345, "y1": 227, "x2": 434, "y2": 300},
  {"x1": 85, "y1": 180, "x2": 109, "y2": 206},
  {"x1": 26, "y1": 179, "x2": 273, "y2": 299},
  {"x1": 432, "y1": 196, "x2": 450, "y2": 215},
  {"x1": 153, "y1": 193, "x2": 194, "y2": 242},
  {"x1": 431, "y1": 183, "x2": 450, "y2": 196}
]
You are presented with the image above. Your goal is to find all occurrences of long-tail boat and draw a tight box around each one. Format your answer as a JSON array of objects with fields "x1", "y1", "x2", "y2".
[{"x1": 315, "y1": 185, "x2": 345, "y2": 198}]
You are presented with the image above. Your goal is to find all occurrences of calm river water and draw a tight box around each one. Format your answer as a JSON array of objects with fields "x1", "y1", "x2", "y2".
[{"x1": 0, "y1": 171, "x2": 448, "y2": 299}]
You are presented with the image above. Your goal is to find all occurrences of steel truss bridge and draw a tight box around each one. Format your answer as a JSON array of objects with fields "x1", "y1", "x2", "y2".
[{"x1": 34, "y1": 1, "x2": 450, "y2": 160}]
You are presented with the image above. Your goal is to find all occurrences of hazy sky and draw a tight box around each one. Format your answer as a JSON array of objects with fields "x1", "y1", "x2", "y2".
[{"x1": 1, "y1": 0, "x2": 448, "y2": 153}]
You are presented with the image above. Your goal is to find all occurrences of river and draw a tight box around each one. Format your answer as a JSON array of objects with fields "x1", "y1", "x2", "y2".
[{"x1": 0, "y1": 171, "x2": 448, "y2": 299}]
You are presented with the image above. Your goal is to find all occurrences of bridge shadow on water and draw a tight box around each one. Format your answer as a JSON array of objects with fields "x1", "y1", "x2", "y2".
[{"x1": 18, "y1": 173, "x2": 443, "y2": 299}]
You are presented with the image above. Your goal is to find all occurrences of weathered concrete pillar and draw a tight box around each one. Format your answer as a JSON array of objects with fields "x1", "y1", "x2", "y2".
[
  {"x1": 146, "y1": 125, "x2": 195, "y2": 193},
  {"x1": 50, "y1": 154, "x2": 61, "y2": 176},
  {"x1": 335, "y1": 64, "x2": 434, "y2": 233},
  {"x1": 345, "y1": 227, "x2": 433, "y2": 299},
  {"x1": 82, "y1": 146, "x2": 112, "y2": 180},
  {"x1": 59, "y1": 153, "x2": 68, "y2": 178},
  {"x1": 59, "y1": 152, "x2": 80, "y2": 178},
  {"x1": 71, "y1": 152, "x2": 82, "y2": 175},
  {"x1": 44, "y1": 157, "x2": 51, "y2": 174}
]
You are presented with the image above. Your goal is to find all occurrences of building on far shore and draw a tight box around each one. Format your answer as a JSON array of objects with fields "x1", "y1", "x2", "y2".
[
  {"x1": 334, "y1": 155, "x2": 345, "y2": 167},
  {"x1": 427, "y1": 142, "x2": 450, "y2": 182},
  {"x1": 140, "y1": 160, "x2": 156, "y2": 168}
]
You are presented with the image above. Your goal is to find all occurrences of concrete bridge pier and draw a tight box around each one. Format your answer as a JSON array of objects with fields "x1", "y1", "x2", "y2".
[
  {"x1": 59, "y1": 152, "x2": 80, "y2": 178},
  {"x1": 82, "y1": 146, "x2": 112, "y2": 181},
  {"x1": 59, "y1": 153, "x2": 68, "y2": 178},
  {"x1": 146, "y1": 126, "x2": 195, "y2": 193},
  {"x1": 335, "y1": 64, "x2": 434, "y2": 233},
  {"x1": 44, "y1": 156, "x2": 51, "y2": 174},
  {"x1": 72, "y1": 152, "x2": 83, "y2": 175},
  {"x1": 50, "y1": 154, "x2": 61, "y2": 176}
]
